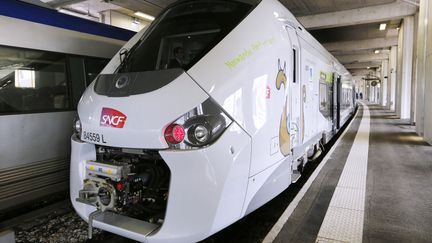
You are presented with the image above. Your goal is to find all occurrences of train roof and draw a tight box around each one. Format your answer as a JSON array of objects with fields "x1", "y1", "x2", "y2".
[{"x1": 1, "y1": 0, "x2": 135, "y2": 41}]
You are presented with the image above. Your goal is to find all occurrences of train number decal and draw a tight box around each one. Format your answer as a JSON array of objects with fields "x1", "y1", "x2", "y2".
[{"x1": 83, "y1": 131, "x2": 107, "y2": 144}]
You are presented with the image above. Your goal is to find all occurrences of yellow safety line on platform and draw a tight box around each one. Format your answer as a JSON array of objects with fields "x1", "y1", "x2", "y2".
[
  {"x1": 316, "y1": 103, "x2": 370, "y2": 243},
  {"x1": 262, "y1": 104, "x2": 361, "y2": 243}
]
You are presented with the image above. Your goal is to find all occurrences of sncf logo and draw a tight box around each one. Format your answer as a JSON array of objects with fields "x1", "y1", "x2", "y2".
[{"x1": 100, "y1": 108, "x2": 127, "y2": 128}]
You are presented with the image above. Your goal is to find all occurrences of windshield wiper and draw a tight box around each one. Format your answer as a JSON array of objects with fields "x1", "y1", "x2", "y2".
[{"x1": 118, "y1": 48, "x2": 130, "y2": 72}]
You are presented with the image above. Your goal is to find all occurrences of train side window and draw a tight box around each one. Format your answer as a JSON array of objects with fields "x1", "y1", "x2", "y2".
[
  {"x1": 319, "y1": 83, "x2": 327, "y2": 111},
  {"x1": 341, "y1": 87, "x2": 352, "y2": 110},
  {"x1": 318, "y1": 72, "x2": 330, "y2": 119},
  {"x1": 68, "y1": 56, "x2": 86, "y2": 108},
  {"x1": 0, "y1": 46, "x2": 69, "y2": 114},
  {"x1": 66, "y1": 57, "x2": 108, "y2": 108},
  {"x1": 85, "y1": 58, "x2": 109, "y2": 85}
]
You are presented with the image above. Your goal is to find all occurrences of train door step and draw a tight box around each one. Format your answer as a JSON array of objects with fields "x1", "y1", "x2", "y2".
[
  {"x1": 92, "y1": 211, "x2": 160, "y2": 242},
  {"x1": 291, "y1": 170, "x2": 301, "y2": 183}
]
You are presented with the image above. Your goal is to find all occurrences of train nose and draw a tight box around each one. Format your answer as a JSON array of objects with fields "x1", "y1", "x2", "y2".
[{"x1": 77, "y1": 70, "x2": 209, "y2": 149}]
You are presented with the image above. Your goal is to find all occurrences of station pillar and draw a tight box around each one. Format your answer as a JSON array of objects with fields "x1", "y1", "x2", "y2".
[
  {"x1": 416, "y1": 0, "x2": 432, "y2": 144},
  {"x1": 389, "y1": 45, "x2": 397, "y2": 111},
  {"x1": 381, "y1": 60, "x2": 388, "y2": 106},
  {"x1": 396, "y1": 16, "x2": 414, "y2": 119},
  {"x1": 415, "y1": 0, "x2": 428, "y2": 137}
]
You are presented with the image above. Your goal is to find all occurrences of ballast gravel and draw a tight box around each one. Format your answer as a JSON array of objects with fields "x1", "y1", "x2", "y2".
[{"x1": 14, "y1": 211, "x2": 103, "y2": 243}]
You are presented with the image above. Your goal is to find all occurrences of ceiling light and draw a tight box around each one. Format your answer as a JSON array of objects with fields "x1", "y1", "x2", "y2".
[
  {"x1": 375, "y1": 50, "x2": 380, "y2": 54},
  {"x1": 367, "y1": 66, "x2": 371, "y2": 69},
  {"x1": 134, "y1": 11, "x2": 155, "y2": 21},
  {"x1": 379, "y1": 23, "x2": 387, "y2": 31}
]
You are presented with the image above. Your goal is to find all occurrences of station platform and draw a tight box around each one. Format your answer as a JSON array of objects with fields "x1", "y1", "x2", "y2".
[{"x1": 264, "y1": 103, "x2": 432, "y2": 243}]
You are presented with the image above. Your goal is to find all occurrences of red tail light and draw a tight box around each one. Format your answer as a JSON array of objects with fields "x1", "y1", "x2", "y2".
[{"x1": 164, "y1": 124, "x2": 185, "y2": 144}]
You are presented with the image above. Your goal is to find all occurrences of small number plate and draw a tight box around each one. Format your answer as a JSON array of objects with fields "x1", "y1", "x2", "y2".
[{"x1": 82, "y1": 131, "x2": 107, "y2": 144}]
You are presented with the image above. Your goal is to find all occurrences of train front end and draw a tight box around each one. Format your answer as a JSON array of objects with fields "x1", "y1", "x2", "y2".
[
  {"x1": 70, "y1": 0, "x2": 262, "y2": 242},
  {"x1": 70, "y1": 73, "x2": 251, "y2": 243}
]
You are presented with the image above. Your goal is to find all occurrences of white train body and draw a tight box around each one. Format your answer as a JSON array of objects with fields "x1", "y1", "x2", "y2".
[{"x1": 71, "y1": 0, "x2": 355, "y2": 242}]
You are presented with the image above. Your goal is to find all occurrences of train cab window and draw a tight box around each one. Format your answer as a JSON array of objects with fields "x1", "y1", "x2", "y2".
[
  {"x1": 156, "y1": 30, "x2": 220, "y2": 70},
  {"x1": 118, "y1": 0, "x2": 257, "y2": 73},
  {"x1": 0, "y1": 46, "x2": 69, "y2": 113}
]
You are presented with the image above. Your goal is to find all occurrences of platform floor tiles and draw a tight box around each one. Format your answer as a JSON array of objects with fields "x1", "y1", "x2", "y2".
[{"x1": 265, "y1": 103, "x2": 432, "y2": 243}]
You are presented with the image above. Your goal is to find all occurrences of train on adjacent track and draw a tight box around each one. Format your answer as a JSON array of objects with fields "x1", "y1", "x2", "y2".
[
  {"x1": 70, "y1": 0, "x2": 356, "y2": 242},
  {"x1": 0, "y1": 0, "x2": 134, "y2": 214}
]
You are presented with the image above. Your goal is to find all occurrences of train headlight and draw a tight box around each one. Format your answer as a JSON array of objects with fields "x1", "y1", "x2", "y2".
[
  {"x1": 73, "y1": 117, "x2": 82, "y2": 138},
  {"x1": 164, "y1": 99, "x2": 231, "y2": 149},
  {"x1": 193, "y1": 125, "x2": 210, "y2": 143}
]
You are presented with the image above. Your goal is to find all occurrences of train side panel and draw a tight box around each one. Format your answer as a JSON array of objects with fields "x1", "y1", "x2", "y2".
[
  {"x1": 0, "y1": 15, "x2": 124, "y2": 58},
  {"x1": 0, "y1": 13, "x2": 131, "y2": 211}
]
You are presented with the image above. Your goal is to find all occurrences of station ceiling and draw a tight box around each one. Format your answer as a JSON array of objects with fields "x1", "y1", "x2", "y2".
[
  {"x1": 310, "y1": 20, "x2": 400, "y2": 43},
  {"x1": 280, "y1": 0, "x2": 397, "y2": 16}
]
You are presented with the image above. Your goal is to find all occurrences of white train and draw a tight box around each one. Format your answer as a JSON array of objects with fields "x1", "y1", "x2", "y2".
[
  {"x1": 0, "y1": 0, "x2": 134, "y2": 213},
  {"x1": 71, "y1": 0, "x2": 356, "y2": 242}
]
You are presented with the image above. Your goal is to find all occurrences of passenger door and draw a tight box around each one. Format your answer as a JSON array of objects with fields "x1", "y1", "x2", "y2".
[
  {"x1": 285, "y1": 25, "x2": 301, "y2": 149},
  {"x1": 333, "y1": 74, "x2": 342, "y2": 130}
]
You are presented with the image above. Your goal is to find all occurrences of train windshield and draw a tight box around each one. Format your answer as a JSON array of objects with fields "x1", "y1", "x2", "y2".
[{"x1": 118, "y1": 0, "x2": 258, "y2": 73}]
